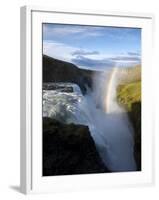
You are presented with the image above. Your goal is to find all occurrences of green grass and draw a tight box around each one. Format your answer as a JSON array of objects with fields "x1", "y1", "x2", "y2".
[{"x1": 117, "y1": 81, "x2": 141, "y2": 111}]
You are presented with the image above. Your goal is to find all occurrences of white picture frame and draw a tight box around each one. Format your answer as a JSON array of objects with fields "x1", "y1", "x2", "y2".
[{"x1": 20, "y1": 5, "x2": 154, "y2": 194}]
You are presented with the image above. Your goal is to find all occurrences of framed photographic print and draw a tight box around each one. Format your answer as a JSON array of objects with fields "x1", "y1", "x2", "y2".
[{"x1": 20, "y1": 6, "x2": 154, "y2": 194}]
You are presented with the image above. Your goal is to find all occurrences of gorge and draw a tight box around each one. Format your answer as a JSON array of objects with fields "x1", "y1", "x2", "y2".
[{"x1": 43, "y1": 55, "x2": 141, "y2": 175}]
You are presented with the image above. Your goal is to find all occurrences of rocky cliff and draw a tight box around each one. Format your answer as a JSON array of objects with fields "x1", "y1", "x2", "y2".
[
  {"x1": 129, "y1": 102, "x2": 141, "y2": 170},
  {"x1": 43, "y1": 117, "x2": 110, "y2": 176},
  {"x1": 43, "y1": 55, "x2": 98, "y2": 94}
]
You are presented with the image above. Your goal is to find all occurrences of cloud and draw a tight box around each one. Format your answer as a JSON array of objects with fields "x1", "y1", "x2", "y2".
[
  {"x1": 127, "y1": 52, "x2": 141, "y2": 56},
  {"x1": 72, "y1": 53, "x2": 141, "y2": 69},
  {"x1": 72, "y1": 49, "x2": 99, "y2": 56},
  {"x1": 110, "y1": 55, "x2": 141, "y2": 62},
  {"x1": 43, "y1": 41, "x2": 77, "y2": 62},
  {"x1": 43, "y1": 24, "x2": 140, "y2": 41},
  {"x1": 44, "y1": 25, "x2": 85, "y2": 36},
  {"x1": 43, "y1": 24, "x2": 105, "y2": 40},
  {"x1": 43, "y1": 40, "x2": 141, "y2": 70},
  {"x1": 43, "y1": 40, "x2": 115, "y2": 69},
  {"x1": 72, "y1": 55, "x2": 115, "y2": 69},
  {"x1": 43, "y1": 24, "x2": 141, "y2": 69}
]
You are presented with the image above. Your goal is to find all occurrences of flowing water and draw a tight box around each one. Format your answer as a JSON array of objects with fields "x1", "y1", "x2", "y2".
[{"x1": 43, "y1": 68, "x2": 137, "y2": 172}]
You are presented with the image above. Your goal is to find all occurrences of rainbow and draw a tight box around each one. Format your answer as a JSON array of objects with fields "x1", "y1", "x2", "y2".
[{"x1": 104, "y1": 67, "x2": 119, "y2": 113}]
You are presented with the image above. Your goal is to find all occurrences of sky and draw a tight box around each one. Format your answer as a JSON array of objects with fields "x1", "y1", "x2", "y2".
[{"x1": 43, "y1": 23, "x2": 141, "y2": 70}]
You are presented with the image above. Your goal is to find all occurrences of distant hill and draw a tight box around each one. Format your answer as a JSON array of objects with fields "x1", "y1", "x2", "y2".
[{"x1": 43, "y1": 55, "x2": 99, "y2": 94}]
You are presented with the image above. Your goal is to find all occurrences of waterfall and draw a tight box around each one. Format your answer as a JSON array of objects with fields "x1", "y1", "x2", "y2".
[
  {"x1": 43, "y1": 68, "x2": 137, "y2": 172},
  {"x1": 104, "y1": 67, "x2": 123, "y2": 113},
  {"x1": 90, "y1": 67, "x2": 136, "y2": 171}
]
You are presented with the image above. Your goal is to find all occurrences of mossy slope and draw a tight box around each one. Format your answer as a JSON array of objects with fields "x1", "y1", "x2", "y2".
[
  {"x1": 117, "y1": 81, "x2": 141, "y2": 111},
  {"x1": 116, "y1": 65, "x2": 141, "y2": 170}
]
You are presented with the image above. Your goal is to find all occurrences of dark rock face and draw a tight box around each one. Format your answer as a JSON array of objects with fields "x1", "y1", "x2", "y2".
[
  {"x1": 43, "y1": 117, "x2": 109, "y2": 176},
  {"x1": 129, "y1": 102, "x2": 141, "y2": 170},
  {"x1": 43, "y1": 55, "x2": 97, "y2": 94}
]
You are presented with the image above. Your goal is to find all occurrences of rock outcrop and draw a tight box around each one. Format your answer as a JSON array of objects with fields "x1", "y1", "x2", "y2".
[
  {"x1": 43, "y1": 117, "x2": 110, "y2": 176},
  {"x1": 43, "y1": 55, "x2": 98, "y2": 94},
  {"x1": 128, "y1": 102, "x2": 141, "y2": 170}
]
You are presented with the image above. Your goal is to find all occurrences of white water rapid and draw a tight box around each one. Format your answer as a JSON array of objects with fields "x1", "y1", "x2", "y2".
[{"x1": 43, "y1": 68, "x2": 136, "y2": 172}]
